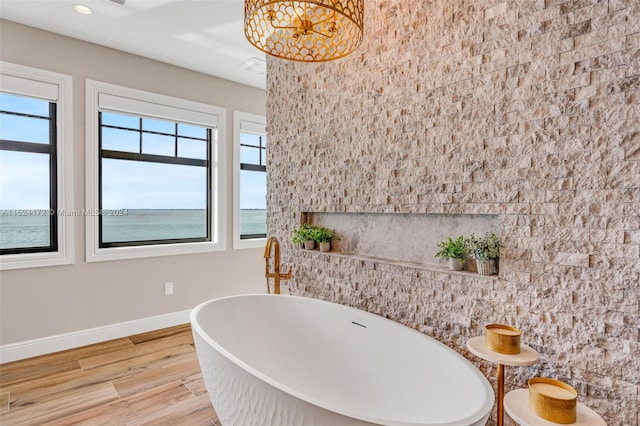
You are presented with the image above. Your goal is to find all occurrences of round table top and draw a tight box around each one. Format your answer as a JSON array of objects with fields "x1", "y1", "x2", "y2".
[
  {"x1": 504, "y1": 389, "x2": 607, "y2": 426},
  {"x1": 466, "y1": 336, "x2": 539, "y2": 366}
]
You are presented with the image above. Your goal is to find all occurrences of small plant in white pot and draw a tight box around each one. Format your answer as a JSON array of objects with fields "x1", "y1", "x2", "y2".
[
  {"x1": 292, "y1": 223, "x2": 317, "y2": 250},
  {"x1": 434, "y1": 235, "x2": 467, "y2": 271},
  {"x1": 313, "y1": 227, "x2": 337, "y2": 252},
  {"x1": 466, "y1": 232, "x2": 500, "y2": 275}
]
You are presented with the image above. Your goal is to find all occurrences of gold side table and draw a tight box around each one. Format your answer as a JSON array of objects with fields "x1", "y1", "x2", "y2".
[
  {"x1": 504, "y1": 389, "x2": 607, "y2": 425},
  {"x1": 467, "y1": 336, "x2": 539, "y2": 426}
]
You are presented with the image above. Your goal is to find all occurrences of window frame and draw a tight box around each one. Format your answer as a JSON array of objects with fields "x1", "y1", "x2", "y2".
[
  {"x1": 98, "y1": 112, "x2": 212, "y2": 248},
  {"x1": 86, "y1": 80, "x2": 226, "y2": 262},
  {"x1": 0, "y1": 62, "x2": 74, "y2": 270},
  {"x1": 0, "y1": 100, "x2": 58, "y2": 254},
  {"x1": 233, "y1": 111, "x2": 267, "y2": 250}
]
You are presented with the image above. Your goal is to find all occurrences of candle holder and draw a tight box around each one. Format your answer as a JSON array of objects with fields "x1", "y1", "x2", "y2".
[{"x1": 528, "y1": 377, "x2": 578, "y2": 424}]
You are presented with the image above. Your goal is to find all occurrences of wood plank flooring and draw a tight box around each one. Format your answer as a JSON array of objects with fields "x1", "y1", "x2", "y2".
[{"x1": 0, "y1": 324, "x2": 221, "y2": 425}]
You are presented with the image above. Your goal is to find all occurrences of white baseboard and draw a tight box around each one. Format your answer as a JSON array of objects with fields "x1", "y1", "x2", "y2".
[{"x1": 0, "y1": 309, "x2": 192, "y2": 364}]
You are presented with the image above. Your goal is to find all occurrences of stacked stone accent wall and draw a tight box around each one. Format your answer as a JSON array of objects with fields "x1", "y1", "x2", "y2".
[{"x1": 266, "y1": 1, "x2": 639, "y2": 424}]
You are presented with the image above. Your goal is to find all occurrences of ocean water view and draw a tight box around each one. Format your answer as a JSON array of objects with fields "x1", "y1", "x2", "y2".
[
  {"x1": 102, "y1": 209, "x2": 207, "y2": 243},
  {"x1": 0, "y1": 209, "x2": 266, "y2": 248},
  {"x1": 0, "y1": 211, "x2": 51, "y2": 249}
]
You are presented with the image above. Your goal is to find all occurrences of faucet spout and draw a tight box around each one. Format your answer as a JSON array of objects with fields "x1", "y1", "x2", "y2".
[{"x1": 264, "y1": 236, "x2": 291, "y2": 294}]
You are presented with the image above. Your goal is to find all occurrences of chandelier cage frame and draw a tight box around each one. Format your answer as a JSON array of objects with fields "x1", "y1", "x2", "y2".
[{"x1": 244, "y1": 0, "x2": 364, "y2": 62}]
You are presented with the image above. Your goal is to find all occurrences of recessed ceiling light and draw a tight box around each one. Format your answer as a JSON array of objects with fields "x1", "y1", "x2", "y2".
[{"x1": 73, "y1": 4, "x2": 93, "y2": 14}]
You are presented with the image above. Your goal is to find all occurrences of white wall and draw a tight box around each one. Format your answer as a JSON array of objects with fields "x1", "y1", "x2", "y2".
[{"x1": 0, "y1": 20, "x2": 267, "y2": 347}]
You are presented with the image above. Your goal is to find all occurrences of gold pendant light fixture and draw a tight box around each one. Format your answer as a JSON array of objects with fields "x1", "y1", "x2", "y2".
[{"x1": 244, "y1": 1, "x2": 364, "y2": 62}]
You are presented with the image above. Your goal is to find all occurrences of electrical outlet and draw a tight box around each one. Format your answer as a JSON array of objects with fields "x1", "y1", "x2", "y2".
[{"x1": 164, "y1": 282, "x2": 174, "y2": 296}]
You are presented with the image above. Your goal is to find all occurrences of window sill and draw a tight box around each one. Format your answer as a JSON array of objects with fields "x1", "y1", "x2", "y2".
[
  {"x1": 86, "y1": 240, "x2": 224, "y2": 263},
  {"x1": 0, "y1": 250, "x2": 74, "y2": 270},
  {"x1": 233, "y1": 237, "x2": 266, "y2": 250}
]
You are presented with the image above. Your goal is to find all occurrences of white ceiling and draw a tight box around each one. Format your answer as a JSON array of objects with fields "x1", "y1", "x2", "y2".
[{"x1": 0, "y1": 0, "x2": 267, "y2": 89}]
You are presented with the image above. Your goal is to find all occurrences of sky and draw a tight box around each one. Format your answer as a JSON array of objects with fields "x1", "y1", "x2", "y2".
[{"x1": 0, "y1": 93, "x2": 266, "y2": 210}]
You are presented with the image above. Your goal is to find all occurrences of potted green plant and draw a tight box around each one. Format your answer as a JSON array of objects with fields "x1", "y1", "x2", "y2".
[
  {"x1": 466, "y1": 232, "x2": 500, "y2": 275},
  {"x1": 312, "y1": 227, "x2": 337, "y2": 252},
  {"x1": 292, "y1": 223, "x2": 317, "y2": 250},
  {"x1": 434, "y1": 235, "x2": 467, "y2": 271}
]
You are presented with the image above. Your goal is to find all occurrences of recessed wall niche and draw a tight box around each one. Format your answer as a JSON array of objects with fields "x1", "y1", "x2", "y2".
[{"x1": 306, "y1": 212, "x2": 499, "y2": 267}]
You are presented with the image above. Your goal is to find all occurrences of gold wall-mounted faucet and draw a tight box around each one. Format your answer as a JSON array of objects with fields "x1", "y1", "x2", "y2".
[{"x1": 264, "y1": 236, "x2": 292, "y2": 294}]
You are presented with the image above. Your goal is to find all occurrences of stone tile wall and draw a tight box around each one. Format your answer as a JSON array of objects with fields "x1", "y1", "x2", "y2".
[{"x1": 266, "y1": 1, "x2": 639, "y2": 424}]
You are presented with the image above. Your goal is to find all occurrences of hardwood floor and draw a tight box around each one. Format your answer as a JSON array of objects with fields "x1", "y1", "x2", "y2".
[{"x1": 0, "y1": 324, "x2": 221, "y2": 425}]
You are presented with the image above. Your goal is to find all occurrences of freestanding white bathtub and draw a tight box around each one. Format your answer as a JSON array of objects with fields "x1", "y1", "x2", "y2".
[{"x1": 191, "y1": 294, "x2": 494, "y2": 426}]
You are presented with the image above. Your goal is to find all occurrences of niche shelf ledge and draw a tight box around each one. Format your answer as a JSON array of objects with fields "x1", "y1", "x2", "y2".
[{"x1": 298, "y1": 249, "x2": 499, "y2": 280}]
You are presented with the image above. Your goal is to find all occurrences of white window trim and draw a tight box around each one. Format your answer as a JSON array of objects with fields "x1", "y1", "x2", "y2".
[
  {"x1": 233, "y1": 111, "x2": 267, "y2": 250},
  {"x1": 0, "y1": 62, "x2": 74, "y2": 270},
  {"x1": 85, "y1": 80, "x2": 226, "y2": 262}
]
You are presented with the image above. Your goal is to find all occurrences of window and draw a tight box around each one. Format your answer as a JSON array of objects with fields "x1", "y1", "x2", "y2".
[
  {"x1": 0, "y1": 94, "x2": 57, "y2": 253},
  {"x1": 86, "y1": 80, "x2": 225, "y2": 262},
  {"x1": 233, "y1": 112, "x2": 267, "y2": 249},
  {"x1": 99, "y1": 112, "x2": 211, "y2": 246},
  {"x1": 0, "y1": 62, "x2": 73, "y2": 270}
]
